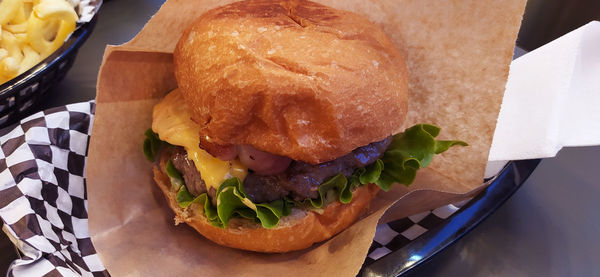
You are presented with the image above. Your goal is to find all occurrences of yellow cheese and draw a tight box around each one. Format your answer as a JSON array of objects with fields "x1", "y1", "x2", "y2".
[{"x1": 152, "y1": 89, "x2": 247, "y2": 191}]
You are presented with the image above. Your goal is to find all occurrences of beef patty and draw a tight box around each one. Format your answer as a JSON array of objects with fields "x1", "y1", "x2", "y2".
[{"x1": 169, "y1": 137, "x2": 391, "y2": 203}]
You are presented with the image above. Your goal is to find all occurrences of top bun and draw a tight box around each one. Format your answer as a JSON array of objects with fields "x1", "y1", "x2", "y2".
[{"x1": 174, "y1": 0, "x2": 408, "y2": 164}]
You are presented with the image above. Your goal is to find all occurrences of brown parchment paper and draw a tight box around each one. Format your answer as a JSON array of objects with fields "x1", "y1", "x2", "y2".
[{"x1": 87, "y1": 0, "x2": 526, "y2": 276}]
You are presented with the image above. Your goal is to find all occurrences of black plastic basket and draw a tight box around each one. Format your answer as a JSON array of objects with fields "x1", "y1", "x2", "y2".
[{"x1": 0, "y1": 15, "x2": 98, "y2": 128}]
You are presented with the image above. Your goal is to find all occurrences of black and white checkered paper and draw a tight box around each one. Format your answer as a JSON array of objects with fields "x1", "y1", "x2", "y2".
[
  {"x1": 0, "y1": 102, "x2": 108, "y2": 276},
  {"x1": 364, "y1": 204, "x2": 460, "y2": 265},
  {"x1": 0, "y1": 101, "x2": 461, "y2": 276}
]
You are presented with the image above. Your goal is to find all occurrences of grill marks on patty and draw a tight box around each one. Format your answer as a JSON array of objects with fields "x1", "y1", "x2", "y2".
[{"x1": 168, "y1": 137, "x2": 391, "y2": 203}]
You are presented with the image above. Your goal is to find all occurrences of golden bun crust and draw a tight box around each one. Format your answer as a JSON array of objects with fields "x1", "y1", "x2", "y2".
[
  {"x1": 154, "y1": 153, "x2": 380, "y2": 253},
  {"x1": 174, "y1": 0, "x2": 408, "y2": 164}
]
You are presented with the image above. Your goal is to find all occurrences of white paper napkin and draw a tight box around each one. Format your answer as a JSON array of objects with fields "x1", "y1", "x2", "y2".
[{"x1": 489, "y1": 21, "x2": 600, "y2": 162}]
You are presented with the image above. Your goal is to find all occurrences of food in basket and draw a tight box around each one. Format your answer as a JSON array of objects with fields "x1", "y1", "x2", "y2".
[
  {"x1": 144, "y1": 0, "x2": 467, "y2": 253},
  {"x1": 0, "y1": 0, "x2": 78, "y2": 84}
]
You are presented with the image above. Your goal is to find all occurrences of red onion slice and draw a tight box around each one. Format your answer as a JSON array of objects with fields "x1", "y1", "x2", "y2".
[{"x1": 238, "y1": 145, "x2": 292, "y2": 175}]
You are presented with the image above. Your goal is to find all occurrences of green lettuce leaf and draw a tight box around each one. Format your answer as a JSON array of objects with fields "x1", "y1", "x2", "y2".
[
  {"x1": 360, "y1": 159, "x2": 384, "y2": 185},
  {"x1": 309, "y1": 173, "x2": 348, "y2": 208},
  {"x1": 165, "y1": 160, "x2": 184, "y2": 191},
  {"x1": 143, "y1": 129, "x2": 162, "y2": 161},
  {"x1": 192, "y1": 193, "x2": 222, "y2": 227},
  {"x1": 216, "y1": 178, "x2": 291, "y2": 229},
  {"x1": 378, "y1": 124, "x2": 468, "y2": 188},
  {"x1": 175, "y1": 186, "x2": 222, "y2": 227}
]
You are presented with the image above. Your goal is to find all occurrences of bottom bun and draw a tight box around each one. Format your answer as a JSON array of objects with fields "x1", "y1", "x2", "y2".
[{"x1": 153, "y1": 155, "x2": 380, "y2": 253}]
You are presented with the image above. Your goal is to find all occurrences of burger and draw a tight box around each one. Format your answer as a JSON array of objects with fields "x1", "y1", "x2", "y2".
[{"x1": 143, "y1": 0, "x2": 465, "y2": 253}]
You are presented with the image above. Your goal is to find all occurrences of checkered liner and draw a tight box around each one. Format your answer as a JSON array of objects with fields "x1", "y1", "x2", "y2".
[
  {"x1": 364, "y1": 205, "x2": 461, "y2": 265},
  {"x1": 0, "y1": 102, "x2": 108, "y2": 276},
  {"x1": 0, "y1": 101, "x2": 461, "y2": 276}
]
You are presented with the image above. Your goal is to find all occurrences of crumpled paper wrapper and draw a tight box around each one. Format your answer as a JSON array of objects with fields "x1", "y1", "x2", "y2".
[
  {"x1": 87, "y1": 0, "x2": 526, "y2": 276},
  {"x1": 72, "y1": 0, "x2": 103, "y2": 23}
]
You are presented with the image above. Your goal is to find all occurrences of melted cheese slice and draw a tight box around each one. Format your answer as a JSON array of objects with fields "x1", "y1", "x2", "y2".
[{"x1": 152, "y1": 89, "x2": 247, "y2": 191}]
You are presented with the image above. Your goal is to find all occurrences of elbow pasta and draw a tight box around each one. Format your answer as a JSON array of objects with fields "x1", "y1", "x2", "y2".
[{"x1": 0, "y1": 0, "x2": 78, "y2": 84}]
